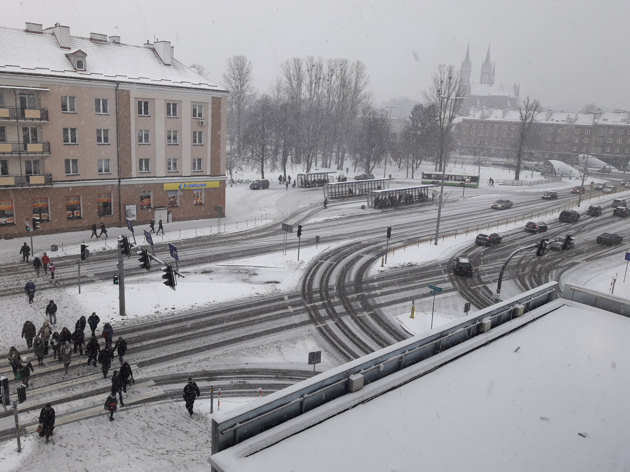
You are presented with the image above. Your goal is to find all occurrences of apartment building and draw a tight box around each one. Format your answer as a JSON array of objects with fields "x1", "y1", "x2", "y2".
[{"x1": 0, "y1": 22, "x2": 227, "y2": 238}]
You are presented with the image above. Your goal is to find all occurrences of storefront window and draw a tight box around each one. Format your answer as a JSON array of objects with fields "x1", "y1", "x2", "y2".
[
  {"x1": 32, "y1": 198, "x2": 50, "y2": 222},
  {"x1": 0, "y1": 200, "x2": 15, "y2": 225},
  {"x1": 167, "y1": 190, "x2": 179, "y2": 207},
  {"x1": 139, "y1": 191, "x2": 152, "y2": 209},
  {"x1": 192, "y1": 189, "x2": 204, "y2": 206},
  {"x1": 65, "y1": 195, "x2": 81, "y2": 220},
  {"x1": 97, "y1": 193, "x2": 113, "y2": 217}
]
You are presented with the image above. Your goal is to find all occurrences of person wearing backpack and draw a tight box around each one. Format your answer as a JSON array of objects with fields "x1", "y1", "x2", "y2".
[
  {"x1": 104, "y1": 393, "x2": 118, "y2": 421},
  {"x1": 182, "y1": 377, "x2": 201, "y2": 416}
]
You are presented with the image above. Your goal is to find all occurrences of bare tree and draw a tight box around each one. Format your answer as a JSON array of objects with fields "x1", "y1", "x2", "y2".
[
  {"x1": 353, "y1": 106, "x2": 391, "y2": 174},
  {"x1": 401, "y1": 104, "x2": 439, "y2": 178},
  {"x1": 242, "y1": 95, "x2": 275, "y2": 179},
  {"x1": 514, "y1": 96, "x2": 541, "y2": 181},
  {"x1": 223, "y1": 56, "x2": 255, "y2": 163}
]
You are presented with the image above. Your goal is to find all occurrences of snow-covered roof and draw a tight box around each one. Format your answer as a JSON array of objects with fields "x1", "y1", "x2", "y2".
[
  {"x1": 462, "y1": 107, "x2": 630, "y2": 125},
  {"x1": 0, "y1": 24, "x2": 226, "y2": 92}
]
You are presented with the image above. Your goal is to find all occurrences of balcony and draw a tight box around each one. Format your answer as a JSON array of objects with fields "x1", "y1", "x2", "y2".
[
  {"x1": 0, "y1": 142, "x2": 51, "y2": 155},
  {"x1": 0, "y1": 173, "x2": 52, "y2": 187},
  {"x1": 0, "y1": 107, "x2": 49, "y2": 122}
]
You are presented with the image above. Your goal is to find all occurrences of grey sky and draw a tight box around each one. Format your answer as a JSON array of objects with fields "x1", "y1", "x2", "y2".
[{"x1": 5, "y1": 0, "x2": 629, "y2": 112}]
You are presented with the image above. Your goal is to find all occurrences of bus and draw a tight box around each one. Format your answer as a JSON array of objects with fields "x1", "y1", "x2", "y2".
[{"x1": 421, "y1": 172, "x2": 480, "y2": 187}]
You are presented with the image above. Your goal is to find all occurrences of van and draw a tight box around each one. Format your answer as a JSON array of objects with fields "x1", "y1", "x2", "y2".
[
  {"x1": 249, "y1": 179, "x2": 270, "y2": 190},
  {"x1": 451, "y1": 257, "x2": 473, "y2": 277},
  {"x1": 587, "y1": 205, "x2": 602, "y2": 217},
  {"x1": 559, "y1": 210, "x2": 580, "y2": 222}
]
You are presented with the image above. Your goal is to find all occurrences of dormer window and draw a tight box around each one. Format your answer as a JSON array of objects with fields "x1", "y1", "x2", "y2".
[
  {"x1": 76, "y1": 59, "x2": 85, "y2": 71},
  {"x1": 66, "y1": 49, "x2": 87, "y2": 71}
]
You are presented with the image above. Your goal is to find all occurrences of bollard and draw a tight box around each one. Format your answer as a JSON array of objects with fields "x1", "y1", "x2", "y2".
[
  {"x1": 210, "y1": 386, "x2": 214, "y2": 414},
  {"x1": 259, "y1": 387, "x2": 262, "y2": 398},
  {"x1": 218, "y1": 388, "x2": 221, "y2": 410},
  {"x1": 410, "y1": 300, "x2": 415, "y2": 319},
  {"x1": 381, "y1": 257, "x2": 384, "y2": 267}
]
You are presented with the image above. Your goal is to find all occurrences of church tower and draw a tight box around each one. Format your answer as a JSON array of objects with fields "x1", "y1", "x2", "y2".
[
  {"x1": 460, "y1": 44, "x2": 472, "y2": 95},
  {"x1": 480, "y1": 45, "x2": 495, "y2": 87}
]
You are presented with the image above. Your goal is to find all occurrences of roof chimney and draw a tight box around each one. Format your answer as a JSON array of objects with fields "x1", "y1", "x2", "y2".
[
  {"x1": 89, "y1": 32, "x2": 108, "y2": 42},
  {"x1": 25, "y1": 22, "x2": 43, "y2": 33},
  {"x1": 109, "y1": 35, "x2": 121, "y2": 44},
  {"x1": 153, "y1": 40, "x2": 172, "y2": 66},
  {"x1": 49, "y1": 23, "x2": 71, "y2": 49}
]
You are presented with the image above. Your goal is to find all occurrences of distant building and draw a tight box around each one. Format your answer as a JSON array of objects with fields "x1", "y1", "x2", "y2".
[{"x1": 0, "y1": 22, "x2": 227, "y2": 237}]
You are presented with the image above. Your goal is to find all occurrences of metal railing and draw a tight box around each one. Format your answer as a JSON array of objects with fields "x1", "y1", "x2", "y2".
[
  {"x1": 0, "y1": 174, "x2": 52, "y2": 187},
  {"x1": 0, "y1": 142, "x2": 50, "y2": 155},
  {"x1": 0, "y1": 107, "x2": 49, "y2": 121}
]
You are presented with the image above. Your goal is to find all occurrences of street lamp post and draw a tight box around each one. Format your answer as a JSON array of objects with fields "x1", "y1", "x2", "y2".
[{"x1": 578, "y1": 110, "x2": 602, "y2": 207}]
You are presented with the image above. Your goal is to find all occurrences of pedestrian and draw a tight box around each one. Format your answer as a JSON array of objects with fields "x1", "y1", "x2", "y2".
[
  {"x1": 90, "y1": 223, "x2": 99, "y2": 239},
  {"x1": 182, "y1": 377, "x2": 201, "y2": 416},
  {"x1": 114, "y1": 337, "x2": 127, "y2": 364},
  {"x1": 45, "y1": 299, "x2": 58, "y2": 325},
  {"x1": 287, "y1": 175, "x2": 291, "y2": 184},
  {"x1": 49, "y1": 262, "x2": 56, "y2": 279},
  {"x1": 75, "y1": 315, "x2": 86, "y2": 334},
  {"x1": 285, "y1": 181, "x2": 289, "y2": 190},
  {"x1": 33, "y1": 256, "x2": 42, "y2": 276},
  {"x1": 72, "y1": 326, "x2": 85, "y2": 356},
  {"x1": 38, "y1": 320, "x2": 52, "y2": 352},
  {"x1": 111, "y1": 370, "x2": 125, "y2": 406},
  {"x1": 41, "y1": 252, "x2": 50, "y2": 273},
  {"x1": 149, "y1": 218, "x2": 155, "y2": 233},
  {"x1": 98, "y1": 222, "x2": 108, "y2": 239},
  {"x1": 323, "y1": 198, "x2": 328, "y2": 208},
  {"x1": 86, "y1": 335, "x2": 100, "y2": 367},
  {"x1": 292, "y1": 181, "x2": 296, "y2": 188},
  {"x1": 19, "y1": 357, "x2": 34, "y2": 388},
  {"x1": 60, "y1": 341, "x2": 72, "y2": 375},
  {"x1": 8, "y1": 346, "x2": 21, "y2": 378},
  {"x1": 33, "y1": 336, "x2": 46, "y2": 366},
  {"x1": 98, "y1": 345, "x2": 113, "y2": 378},
  {"x1": 88, "y1": 312, "x2": 100, "y2": 337},
  {"x1": 21, "y1": 320, "x2": 36, "y2": 348},
  {"x1": 39, "y1": 403, "x2": 55, "y2": 443},
  {"x1": 278, "y1": 174, "x2": 282, "y2": 185},
  {"x1": 25, "y1": 280, "x2": 36, "y2": 303},
  {"x1": 104, "y1": 392, "x2": 118, "y2": 421},
  {"x1": 119, "y1": 362, "x2": 134, "y2": 393},
  {"x1": 102, "y1": 322, "x2": 114, "y2": 348},
  {"x1": 156, "y1": 218, "x2": 164, "y2": 234},
  {"x1": 50, "y1": 331, "x2": 60, "y2": 360},
  {"x1": 20, "y1": 242, "x2": 31, "y2": 262}
]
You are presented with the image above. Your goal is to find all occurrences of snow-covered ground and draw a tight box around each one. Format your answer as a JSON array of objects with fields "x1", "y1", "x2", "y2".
[{"x1": 0, "y1": 162, "x2": 628, "y2": 471}]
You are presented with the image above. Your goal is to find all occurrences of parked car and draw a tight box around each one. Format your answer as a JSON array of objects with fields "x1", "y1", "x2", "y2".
[
  {"x1": 611, "y1": 199, "x2": 627, "y2": 208},
  {"x1": 451, "y1": 256, "x2": 473, "y2": 277},
  {"x1": 354, "y1": 173, "x2": 375, "y2": 180},
  {"x1": 593, "y1": 183, "x2": 605, "y2": 191},
  {"x1": 559, "y1": 210, "x2": 580, "y2": 222},
  {"x1": 541, "y1": 191, "x2": 558, "y2": 200},
  {"x1": 571, "y1": 186, "x2": 585, "y2": 194},
  {"x1": 596, "y1": 233, "x2": 623, "y2": 245},
  {"x1": 524, "y1": 221, "x2": 548, "y2": 233},
  {"x1": 602, "y1": 185, "x2": 616, "y2": 193},
  {"x1": 249, "y1": 179, "x2": 270, "y2": 190},
  {"x1": 491, "y1": 199, "x2": 513, "y2": 210},
  {"x1": 613, "y1": 207, "x2": 630, "y2": 217},
  {"x1": 587, "y1": 205, "x2": 602, "y2": 216},
  {"x1": 475, "y1": 233, "x2": 502, "y2": 246}
]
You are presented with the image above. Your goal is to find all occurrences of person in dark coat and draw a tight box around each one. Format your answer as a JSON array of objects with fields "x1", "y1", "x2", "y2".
[
  {"x1": 183, "y1": 377, "x2": 201, "y2": 416},
  {"x1": 60, "y1": 341, "x2": 72, "y2": 375},
  {"x1": 75, "y1": 315, "x2": 86, "y2": 334},
  {"x1": 25, "y1": 280, "x2": 36, "y2": 304},
  {"x1": 33, "y1": 336, "x2": 46, "y2": 366},
  {"x1": 8, "y1": 346, "x2": 21, "y2": 378},
  {"x1": 114, "y1": 337, "x2": 127, "y2": 364},
  {"x1": 156, "y1": 218, "x2": 164, "y2": 234},
  {"x1": 88, "y1": 312, "x2": 100, "y2": 337},
  {"x1": 59, "y1": 327, "x2": 72, "y2": 346},
  {"x1": 111, "y1": 370, "x2": 125, "y2": 406},
  {"x1": 90, "y1": 223, "x2": 99, "y2": 239},
  {"x1": 21, "y1": 320, "x2": 36, "y2": 348},
  {"x1": 20, "y1": 242, "x2": 31, "y2": 262},
  {"x1": 72, "y1": 327, "x2": 85, "y2": 356},
  {"x1": 39, "y1": 403, "x2": 55, "y2": 443},
  {"x1": 86, "y1": 335, "x2": 100, "y2": 367},
  {"x1": 98, "y1": 222, "x2": 108, "y2": 239},
  {"x1": 149, "y1": 218, "x2": 155, "y2": 233},
  {"x1": 119, "y1": 362, "x2": 134, "y2": 393},
  {"x1": 98, "y1": 345, "x2": 113, "y2": 378},
  {"x1": 19, "y1": 357, "x2": 34, "y2": 388},
  {"x1": 102, "y1": 322, "x2": 114, "y2": 348},
  {"x1": 45, "y1": 300, "x2": 57, "y2": 325},
  {"x1": 33, "y1": 257, "x2": 42, "y2": 276},
  {"x1": 50, "y1": 331, "x2": 60, "y2": 361},
  {"x1": 49, "y1": 262, "x2": 56, "y2": 279},
  {"x1": 104, "y1": 393, "x2": 118, "y2": 421}
]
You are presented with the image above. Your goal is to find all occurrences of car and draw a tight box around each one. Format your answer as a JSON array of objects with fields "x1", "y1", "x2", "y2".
[
  {"x1": 596, "y1": 233, "x2": 623, "y2": 245},
  {"x1": 613, "y1": 207, "x2": 630, "y2": 217},
  {"x1": 559, "y1": 210, "x2": 580, "y2": 222},
  {"x1": 611, "y1": 199, "x2": 627, "y2": 208},
  {"x1": 541, "y1": 191, "x2": 558, "y2": 200},
  {"x1": 354, "y1": 173, "x2": 375, "y2": 180},
  {"x1": 548, "y1": 235, "x2": 574, "y2": 251},
  {"x1": 571, "y1": 186, "x2": 585, "y2": 194},
  {"x1": 524, "y1": 221, "x2": 548, "y2": 233},
  {"x1": 602, "y1": 185, "x2": 616, "y2": 193},
  {"x1": 451, "y1": 256, "x2": 473, "y2": 276},
  {"x1": 587, "y1": 204, "x2": 602, "y2": 216},
  {"x1": 249, "y1": 179, "x2": 270, "y2": 190},
  {"x1": 475, "y1": 233, "x2": 502, "y2": 246},
  {"x1": 491, "y1": 199, "x2": 513, "y2": 210},
  {"x1": 593, "y1": 183, "x2": 605, "y2": 191}
]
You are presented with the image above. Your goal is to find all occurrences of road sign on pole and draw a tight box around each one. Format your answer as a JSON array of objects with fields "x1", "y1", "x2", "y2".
[
  {"x1": 428, "y1": 284, "x2": 443, "y2": 293},
  {"x1": 308, "y1": 351, "x2": 321, "y2": 371},
  {"x1": 126, "y1": 218, "x2": 134, "y2": 233},
  {"x1": 144, "y1": 230, "x2": 154, "y2": 246},
  {"x1": 281, "y1": 223, "x2": 293, "y2": 233},
  {"x1": 168, "y1": 243, "x2": 179, "y2": 262}
]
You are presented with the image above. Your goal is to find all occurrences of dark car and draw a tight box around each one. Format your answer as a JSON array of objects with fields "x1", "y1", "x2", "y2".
[
  {"x1": 613, "y1": 207, "x2": 630, "y2": 217},
  {"x1": 611, "y1": 199, "x2": 627, "y2": 208},
  {"x1": 587, "y1": 205, "x2": 602, "y2": 216},
  {"x1": 451, "y1": 256, "x2": 473, "y2": 276},
  {"x1": 491, "y1": 199, "x2": 513, "y2": 210},
  {"x1": 559, "y1": 210, "x2": 580, "y2": 222},
  {"x1": 354, "y1": 173, "x2": 375, "y2": 180},
  {"x1": 249, "y1": 179, "x2": 270, "y2": 190},
  {"x1": 524, "y1": 221, "x2": 548, "y2": 233},
  {"x1": 475, "y1": 233, "x2": 502, "y2": 246},
  {"x1": 548, "y1": 235, "x2": 574, "y2": 251},
  {"x1": 541, "y1": 191, "x2": 558, "y2": 200},
  {"x1": 571, "y1": 186, "x2": 585, "y2": 194},
  {"x1": 596, "y1": 233, "x2": 623, "y2": 245}
]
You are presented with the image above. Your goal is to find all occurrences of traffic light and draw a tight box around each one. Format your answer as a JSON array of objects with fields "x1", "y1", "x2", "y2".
[
  {"x1": 80, "y1": 244, "x2": 88, "y2": 260},
  {"x1": 32, "y1": 217, "x2": 40, "y2": 231},
  {"x1": 297, "y1": 225, "x2": 303, "y2": 238},
  {"x1": 386, "y1": 227, "x2": 392, "y2": 239},
  {"x1": 536, "y1": 239, "x2": 549, "y2": 257},
  {"x1": 25, "y1": 221, "x2": 30, "y2": 232},
  {"x1": 138, "y1": 249, "x2": 151, "y2": 270},
  {"x1": 162, "y1": 265, "x2": 176, "y2": 290},
  {"x1": 118, "y1": 235, "x2": 131, "y2": 256},
  {"x1": 113, "y1": 274, "x2": 119, "y2": 285}
]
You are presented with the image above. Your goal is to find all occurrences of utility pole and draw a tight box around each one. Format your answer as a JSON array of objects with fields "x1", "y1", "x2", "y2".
[
  {"x1": 578, "y1": 109, "x2": 602, "y2": 207},
  {"x1": 117, "y1": 249, "x2": 126, "y2": 317}
]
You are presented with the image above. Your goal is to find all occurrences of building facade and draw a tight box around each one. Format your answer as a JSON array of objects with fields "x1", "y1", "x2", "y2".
[{"x1": 0, "y1": 22, "x2": 227, "y2": 238}]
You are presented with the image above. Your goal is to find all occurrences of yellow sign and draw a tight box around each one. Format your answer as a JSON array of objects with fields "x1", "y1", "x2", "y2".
[{"x1": 163, "y1": 181, "x2": 220, "y2": 191}]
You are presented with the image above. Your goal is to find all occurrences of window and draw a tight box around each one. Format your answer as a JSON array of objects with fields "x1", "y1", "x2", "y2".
[
  {"x1": 166, "y1": 102, "x2": 178, "y2": 117},
  {"x1": 63, "y1": 128, "x2": 78, "y2": 144},
  {"x1": 97, "y1": 159, "x2": 110, "y2": 174},
  {"x1": 76, "y1": 59, "x2": 85, "y2": 71},
  {"x1": 65, "y1": 195, "x2": 81, "y2": 220},
  {"x1": 137, "y1": 130, "x2": 150, "y2": 144},
  {"x1": 167, "y1": 130, "x2": 179, "y2": 145},
  {"x1": 192, "y1": 189, "x2": 204, "y2": 206},
  {"x1": 65, "y1": 159, "x2": 79, "y2": 175},
  {"x1": 192, "y1": 104, "x2": 203, "y2": 119},
  {"x1": 0, "y1": 199, "x2": 15, "y2": 225},
  {"x1": 32, "y1": 198, "x2": 49, "y2": 222},
  {"x1": 96, "y1": 129, "x2": 110, "y2": 144},
  {"x1": 25, "y1": 160, "x2": 40, "y2": 175},
  {"x1": 19, "y1": 93, "x2": 36, "y2": 109},
  {"x1": 167, "y1": 190, "x2": 179, "y2": 207},
  {"x1": 167, "y1": 158, "x2": 178, "y2": 172},
  {"x1": 61, "y1": 96, "x2": 76, "y2": 113},
  {"x1": 139, "y1": 158, "x2": 150, "y2": 173},
  {"x1": 139, "y1": 191, "x2": 152, "y2": 209},
  {"x1": 192, "y1": 158, "x2": 203, "y2": 172},
  {"x1": 137, "y1": 100, "x2": 149, "y2": 116},
  {"x1": 0, "y1": 127, "x2": 5, "y2": 142},
  {"x1": 23, "y1": 127, "x2": 38, "y2": 147},
  {"x1": 193, "y1": 131, "x2": 203, "y2": 145},
  {"x1": 95, "y1": 98, "x2": 109, "y2": 114},
  {"x1": 0, "y1": 160, "x2": 7, "y2": 176},
  {"x1": 97, "y1": 193, "x2": 113, "y2": 217}
]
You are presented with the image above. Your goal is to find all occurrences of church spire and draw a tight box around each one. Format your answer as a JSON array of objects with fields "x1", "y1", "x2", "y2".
[
  {"x1": 480, "y1": 43, "x2": 494, "y2": 86},
  {"x1": 461, "y1": 43, "x2": 472, "y2": 95}
]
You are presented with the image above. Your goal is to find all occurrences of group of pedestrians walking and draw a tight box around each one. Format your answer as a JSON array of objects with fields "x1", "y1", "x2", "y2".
[
  {"x1": 90, "y1": 223, "x2": 108, "y2": 239},
  {"x1": 148, "y1": 218, "x2": 164, "y2": 234}
]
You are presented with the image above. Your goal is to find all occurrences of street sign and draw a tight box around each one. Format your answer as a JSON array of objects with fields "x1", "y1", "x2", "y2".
[
  {"x1": 308, "y1": 351, "x2": 321, "y2": 365},
  {"x1": 144, "y1": 230, "x2": 154, "y2": 246},
  {"x1": 214, "y1": 204, "x2": 223, "y2": 214},
  {"x1": 169, "y1": 243, "x2": 179, "y2": 261},
  {"x1": 281, "y1": 223, "x2": 293, "y2": 233},
  {"x1": 126, "y1": 218, "x2": 134, "y2": 233},
  {"x1": 428, "y1": 284, "x2": 443, "y2": 293},
  {"x1": 625, "y1": 252, "x2": 630, "y2": 261}
]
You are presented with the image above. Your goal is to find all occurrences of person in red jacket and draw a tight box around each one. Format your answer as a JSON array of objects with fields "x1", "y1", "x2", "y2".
[{"x1": 41, "y1": 252, "x2": 50, "y2": 273}]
